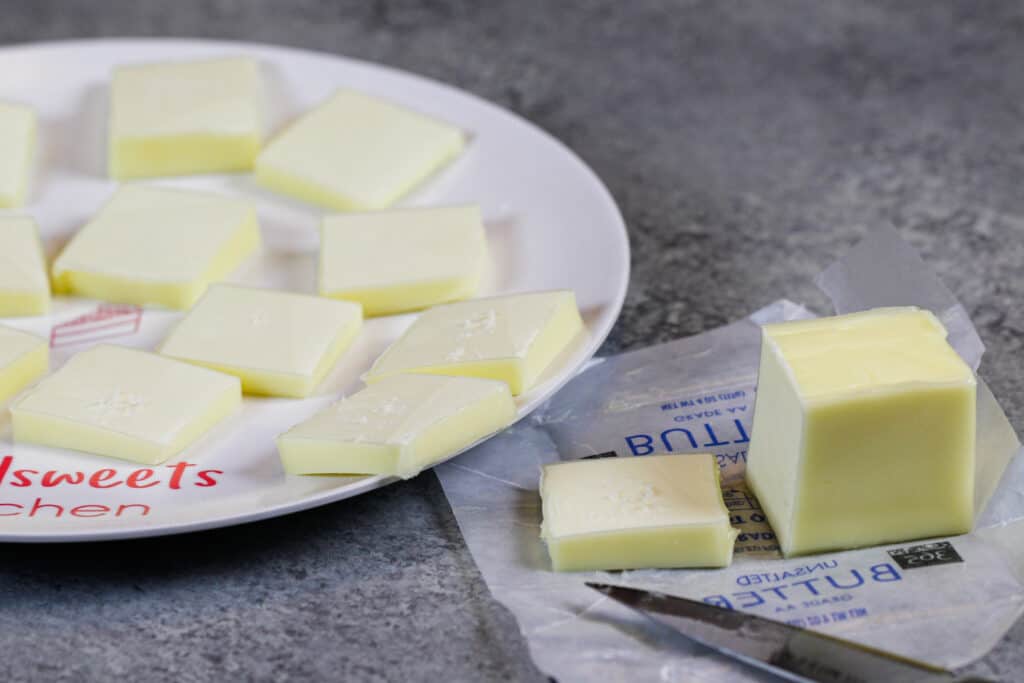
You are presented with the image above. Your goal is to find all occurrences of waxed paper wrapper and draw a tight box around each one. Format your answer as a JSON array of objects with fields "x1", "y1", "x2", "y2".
[{"x1": 436, "y1": 227, "x2": 1024, "y2": 682}]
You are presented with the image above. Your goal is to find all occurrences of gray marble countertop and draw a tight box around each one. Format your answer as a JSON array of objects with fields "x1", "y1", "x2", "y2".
[{"x1": 2, "y1": 1, "x2": 1023, "y2": 681}]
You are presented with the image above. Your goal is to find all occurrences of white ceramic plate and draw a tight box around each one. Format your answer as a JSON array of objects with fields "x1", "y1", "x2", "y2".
[{"x1": 0, "y1": 38, "x2": 629, "y2": 542}]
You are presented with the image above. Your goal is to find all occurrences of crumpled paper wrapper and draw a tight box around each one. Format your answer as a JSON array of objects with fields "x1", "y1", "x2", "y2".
[{"x1": 436, "y1": 227, "x2": 1023, "y2": 682}]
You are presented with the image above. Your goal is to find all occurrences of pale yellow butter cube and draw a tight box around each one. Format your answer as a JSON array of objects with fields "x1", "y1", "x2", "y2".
[
  {"x1": 0, "y1": 101, "x2": 36, "y2": 207},
  {"x1": 52, "y1": 185, "x2": 261, "y2": 310},
  {"x1": 277, "y1": 374, "x2": 515, "y2": 479},
  {"x1": 159, "y1": 284, "x2": 362, "y2": 398},
  {"x1": 108, "y1": 57, "x2": 263, "y2": 179},
  {"x1": 0, "y1": 216, "x2": 50, "y2": 316},
  {"x1": 365, "y1": 290, "x2": 583, "y2": 395},
  {"x1": 11, "y1": 345, "x2": 240, "y2": 465},
  {"x1": 319, "y1": 205, "x2": 486, "y2": 316},
  {"x1": 0, "y1": 325, "x2": 48, "y2": 404},
  {"x1": 540, "y1": 454, "x2": 737, "y2": 572},
  {"x1": 746, "y1": 307, "x2": 977, "y2": 557},
  {"x1": 255, "y1": 90, "x2": 465, "y2": 210}
]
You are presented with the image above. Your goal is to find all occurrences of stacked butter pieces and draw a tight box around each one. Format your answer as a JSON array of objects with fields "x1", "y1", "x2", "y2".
[
  {"x1": 278, "y1": 289, "x2": 584, "y2": 478},
  {"x1": 1, "y1": 54, "x2": 586, "y2": 482}
]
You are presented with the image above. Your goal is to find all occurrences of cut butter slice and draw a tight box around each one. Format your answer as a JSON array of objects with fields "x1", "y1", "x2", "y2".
[
  {"x1": 52, "y1": 185, "x2": 261, "y2": 310},
  {"x1": 0, "y1": 325, "x2": 48, "y2": 404},
  {"x1": 159, "y1": 284, "x2": 362, "y2": 398},
  {"x1": 0, "y1": 216, "x2": 50, "y2": 316},
  {"x1": 540, "y1": 454, "x2": 737, "y2": 572},
  {"x1": 746, "y1": 307, "x2": 977, "y2": 557},
  {"x1": 255, "y1": 90, "x2": 465, "y2": 210},
  {"x1": 319, "y1": 205, "x2": 486, "y2": 316},
  {"x1": 277, "y1": 374, "x2": 515, "y2": 479},
  {"x1": 0, "y1": 101, "x2": 36, "y2": 207},
  {"x1": 108, "y1": 56, "x2": 263, "y2": 179},
  {"x1": 11, "y1": 345, "x2": 241, "y2": 465},
  {"x1": 365, "y1": 290, "x2": 584, "y2": 396}
]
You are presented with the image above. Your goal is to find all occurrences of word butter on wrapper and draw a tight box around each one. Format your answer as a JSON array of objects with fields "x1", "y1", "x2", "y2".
[
  {"x1": 746, "y1": 307, "x2": 976, "y2": 557},
  {"x1": 540, "y1": 453, "x2": 737, "y2": 571}
]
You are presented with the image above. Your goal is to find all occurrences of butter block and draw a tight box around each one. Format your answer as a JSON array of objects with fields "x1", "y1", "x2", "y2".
[
  {"x1": 108, "y1": 57, "x2": 263, "y2": 179},
  {"x1": 11, "y1": 345, "x2": 240, "y2": 465},
  {"x1": 277, "y1": 374, "x2": 515, "y2": 479},
  {"x1": 746, "y1": 307, "x2": 977, "y2": 557},
  {"x1": 255, "y1": 90, "x2": 465, "y2": 210},
  {"x1": 0, "y1": 216, "x2": 50, "y2": 316},
  {"x1": 540, "y1": 454, "x2": 737, "y2": 572},
  {"x1": 0, "y1": 101, "x2": 36, "y2": 207},
  {"x1": 0, "y1": 325, "x2": 48, "y2": 404},
  {"x1": 319, "y1": 205, "x2": 486, "y2": 316},
  {"x1": 52, "y1": 185, "x2": 261, "y2": 310},
  {"x1": 159, "y1": 284, "x2": 362, "y2": 398},
  {"x1": 365, "y1": 290, "x2": 583, "y2": 395}
]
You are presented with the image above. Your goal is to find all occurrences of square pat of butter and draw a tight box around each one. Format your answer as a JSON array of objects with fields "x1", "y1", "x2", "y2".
[
  {"x1": 108, "y1": 57, "x2": 263, "y2": 179},
  {"x1": 0, "y1": 325, "x2": 48, "y2": 404},
  {"x1": 255, "y1": 89, "x2": 465, "y2": 210},
  {"x1": 11, "y1": 345, "x2": 240, "y2": 465},
  {"x1": 0, "y1": 101, "x2": 36, "y2": 207},
  {"x1": 277, "y1": 374, "x2": 515, "y2": 479},
  {"x1": 52, "y1": 185, "x2": 261, "y2": 310},
  {"x1": 0, "y1": 216, "x2": 50, "y2": 316},
  {"x1": 159, "y1": 284, "x2": 362, "y2": 398},
  {"x1": 540, "y1": 454, "x2": 737, "y2": 572},
  {"x1": 364, "y1": 290, "x2": 584, "y2": 395},
  {"x1": 745, "y1": 307, "x2": 977, "y2": 557},
  {"x1": 319, "y1": 205, "x2": 486, "y2": 316}
]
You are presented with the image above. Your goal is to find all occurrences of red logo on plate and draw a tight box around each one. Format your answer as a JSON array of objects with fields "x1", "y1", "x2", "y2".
[{"x1": 50, "y1": 304, "x2": 144, "y2": 348}]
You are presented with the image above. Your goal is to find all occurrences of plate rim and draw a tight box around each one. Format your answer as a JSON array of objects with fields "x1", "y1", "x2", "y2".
[{"x1": 0, "y1": 36, "x2": 631, "y2": 543}]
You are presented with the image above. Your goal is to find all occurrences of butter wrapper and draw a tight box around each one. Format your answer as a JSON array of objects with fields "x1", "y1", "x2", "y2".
[{"x1": 436, "y1": 227, "x2": 1023, "y2": 682}]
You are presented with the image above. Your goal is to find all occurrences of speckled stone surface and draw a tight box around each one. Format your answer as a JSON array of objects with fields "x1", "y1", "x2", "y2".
[{"x1": 2, "y1": 1, "x2": 1023, "y2": 681}]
